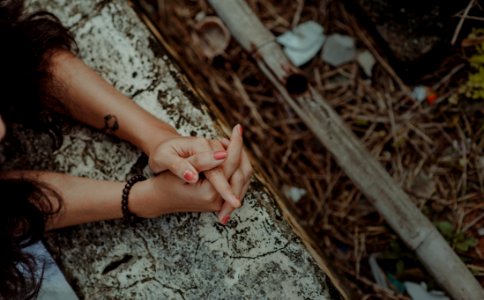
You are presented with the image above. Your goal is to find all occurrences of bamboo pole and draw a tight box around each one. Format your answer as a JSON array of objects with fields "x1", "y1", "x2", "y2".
[{"x1": 208, "y1": 0, "x2": 484, "y2": 299}]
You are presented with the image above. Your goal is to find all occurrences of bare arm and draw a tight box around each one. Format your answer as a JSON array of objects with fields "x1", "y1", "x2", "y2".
[
  {"x1": 46, "y1": 50, "x2": 252, "y2": 222},
  {"x1": 4, "y1": 170, "x2": 226, "y2": 230},
  {"x1": 48, "y1": 51, "x2": 177, "y2": 156}
]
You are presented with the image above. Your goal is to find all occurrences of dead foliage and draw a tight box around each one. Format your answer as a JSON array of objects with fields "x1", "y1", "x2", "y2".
[{"x1": 140, "y1": 0, "x2": 484, "y2": 297}]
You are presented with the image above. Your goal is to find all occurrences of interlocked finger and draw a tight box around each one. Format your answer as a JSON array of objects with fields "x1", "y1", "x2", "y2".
[
  {"x1": 217, "y1": 170, "x2": 245, "y2": 224},
  {"x1": 205, "y1": 167, "x2": 240, "y2": 208},
  {"x1": 223, "y1": 125, "x2": 243, "y2": 177}
]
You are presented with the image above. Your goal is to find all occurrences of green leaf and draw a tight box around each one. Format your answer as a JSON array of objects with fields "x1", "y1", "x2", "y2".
[
  {"x1": 435, "y1": 221, "x2": 454, "y2": 239},
  {"x1": 454, "y1": 237, "x2": 478, "y2": 253},
  {"x1": 355, "y1": 119, "x2": 369, "y2": 126}
]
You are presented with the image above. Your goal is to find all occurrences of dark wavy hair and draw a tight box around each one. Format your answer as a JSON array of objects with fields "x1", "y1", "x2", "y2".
[{"x1": 0, "y1": 0, "x2": 74, "y2": 298}]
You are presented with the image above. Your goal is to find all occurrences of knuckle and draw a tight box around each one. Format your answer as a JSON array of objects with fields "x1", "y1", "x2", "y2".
[
  {"x1": 168, "y1": 160, "x2": 179, "y2": 171},
  {"x1": 169, "y1": 159, "x2": 185, "y2": 174}
]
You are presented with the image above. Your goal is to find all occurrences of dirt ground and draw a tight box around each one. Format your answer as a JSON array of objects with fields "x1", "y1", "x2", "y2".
[{"x1": 137, "y1": 0, "x2": 484, "y2": 298}]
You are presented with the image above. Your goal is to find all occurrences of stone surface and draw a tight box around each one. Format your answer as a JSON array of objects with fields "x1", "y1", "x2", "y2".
[{"x1": 21, "y1": 0, "x2": 332, "y2": 299}]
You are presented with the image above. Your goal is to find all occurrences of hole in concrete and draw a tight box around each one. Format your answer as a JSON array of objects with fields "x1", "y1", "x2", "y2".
[
  {"x1": 285, "y1": 73, "x2": 308, "y2": 95},
  {"x1": 102, "y1": 254, "x2": 133, "y2": 275}
]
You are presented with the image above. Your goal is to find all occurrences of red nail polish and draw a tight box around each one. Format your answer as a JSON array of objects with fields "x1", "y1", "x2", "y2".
[
  {"x1": 214, "y1": 150, "x2": 227, "y2": 160},
  {"x1": 238, "y1": 124, "x2": 243, "y2": 135},
  {"x1": 183, "y1": 170, "x2": 195, "y2": 181},
  {"x1": 221, "y1": 215, "x2": 230, "y2": 225}
]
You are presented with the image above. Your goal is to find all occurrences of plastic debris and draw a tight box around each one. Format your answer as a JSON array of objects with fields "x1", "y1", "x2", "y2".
[
  {"x1": 427, "y1": 91, "x2": 438, "y2": 105},
  {"x1": 321, "y1": 34, "x2": 356, "y2": 67},
  {"x1": 404, "y1": 282, "x2": 450, "y2": 300},
  {"x1": 194, "y1": 16, "x2": 230, "y2": 59},
  {"x1": 356, "y1": 50, "x2": 376, "y2": 77},
  {"x1": 282, "y1": 185, "x2": 307, "y2": 203},
  {"x1": 411, "y1": 86, "x2": 428, "y2": 102},
  {"x1": 410, "y1": 86, "x2": 438, "y2": 104},
  {"x1": 276, "y1": 21, "x2": 325, "y2": 66},
  {"x1": 478, "y1": 227, "x2": 484, "y2": 236},
  {"x1": 369, "y1": 253, "x2": 389, "y2": 289}
]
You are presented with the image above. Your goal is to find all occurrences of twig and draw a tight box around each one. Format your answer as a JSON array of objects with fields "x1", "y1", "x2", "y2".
[
  {"x1": 463, "y1": 212, "x2": 484, "y2": 232},
  {"x1": 452, "y1": 0, "x2": 477, "y2": 45},
  {"x1": 432, "y1": 63, "x2": 466, "y2": 90},
  {"x1": 454, "y1": 13, "x2": 484, "y2": 22},
  {"x1": 231, "y1": 74, "x2": 270, "y2": 130},
  {"x1": 291, "y1": 0, "x2": 304, "y2": 28}
]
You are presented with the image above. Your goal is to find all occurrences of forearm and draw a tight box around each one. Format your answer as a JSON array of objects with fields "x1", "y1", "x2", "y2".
[
  {"x1": 3, "y1": 170, "x2": 224, "y2": 229},
  {"x1": 48, "y1": 51, "x2": 178, "y2": 155},
  {"x1": 5, "y1": 171, "x2": 126, "y2": 229}
]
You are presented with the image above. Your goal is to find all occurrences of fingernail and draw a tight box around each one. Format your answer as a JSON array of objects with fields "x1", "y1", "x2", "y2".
[
  {"x1": 221, "y1": 215, "x2": 230, "y2": 225},
  {"x1": 238, "y1": 124, "x2": 243, "y2": 135},
  {"x1": 214, "y1": 150, "x2": 227, "y2": 160},
  {"x1": 183, "y1": 170, "x2": 196, "y2": 181}
]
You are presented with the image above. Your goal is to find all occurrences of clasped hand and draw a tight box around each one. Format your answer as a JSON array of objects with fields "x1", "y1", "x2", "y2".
[{"x1": 133, "y1": 124, "x2": 252, "y2": 224}]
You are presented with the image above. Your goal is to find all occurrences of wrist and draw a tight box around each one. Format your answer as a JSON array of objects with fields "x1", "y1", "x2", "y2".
[
  {"x1": 128, "y1": 178, "x2": 158, "y2": 218},
  {"x1": 139, "y1": 124, "x2": 180, "y2": 156},
  {"x1": 121, "y1": 175, "x2": 147, "y2": 220}
]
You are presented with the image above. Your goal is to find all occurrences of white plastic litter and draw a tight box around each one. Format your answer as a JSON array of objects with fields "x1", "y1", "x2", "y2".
[
  {"x1": 282, "y1": 185, "x2": 307, "y2": 203},
  {"x1": 356, "y1": 50, "x2": 376, "y2": 76},
  {"x1": 276, "y1": 21, "x2": 325, "y2": 66},
  {"x1": 321, "y1": 34, "x2": 356, "y2": 67},
  {"x1": 404, "y1": 282, "x2": 450, "y2": 300},
  {"x1": 411, "y1": 86, "x2": 428, "y2": 102},
  {"x1": 478, "y1": 227, "x2": 484, "y2": 237},
  {"x1": 368, "y1": 253, "x2": 389, "y2": 289}
]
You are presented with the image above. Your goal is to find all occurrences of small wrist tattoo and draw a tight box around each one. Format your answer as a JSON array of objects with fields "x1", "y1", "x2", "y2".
[{"x1": 102, "y1": 114, "x2": 119, "y2": 134}]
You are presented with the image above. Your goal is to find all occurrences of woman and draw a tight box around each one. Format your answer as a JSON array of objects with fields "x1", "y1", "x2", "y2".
[{"x1": 0, "y1": 0, "x2": 252, "y2": 298}]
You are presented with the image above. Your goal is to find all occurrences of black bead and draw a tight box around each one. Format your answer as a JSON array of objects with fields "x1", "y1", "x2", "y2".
[{"x1": 121, "y1": 175, "x2": 147, "y2": 222}]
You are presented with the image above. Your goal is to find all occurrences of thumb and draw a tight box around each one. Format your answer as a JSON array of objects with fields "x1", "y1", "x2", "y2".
[
  {"x1": 167, "y1": 156, "x2": 200, "y2": 183},
  {"x1": 149, "y1": 147, "x2": 199, "y2": 182}
]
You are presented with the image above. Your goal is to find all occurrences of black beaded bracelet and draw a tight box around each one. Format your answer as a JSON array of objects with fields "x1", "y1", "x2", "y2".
[{"x1": 121, "y1": 175, "x2": 146, "y2": 220}]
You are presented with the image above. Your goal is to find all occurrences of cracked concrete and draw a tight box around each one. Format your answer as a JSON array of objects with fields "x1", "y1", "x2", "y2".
[{"x1": 14, "y1": 0, "x2": 334, "y2": 298}]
